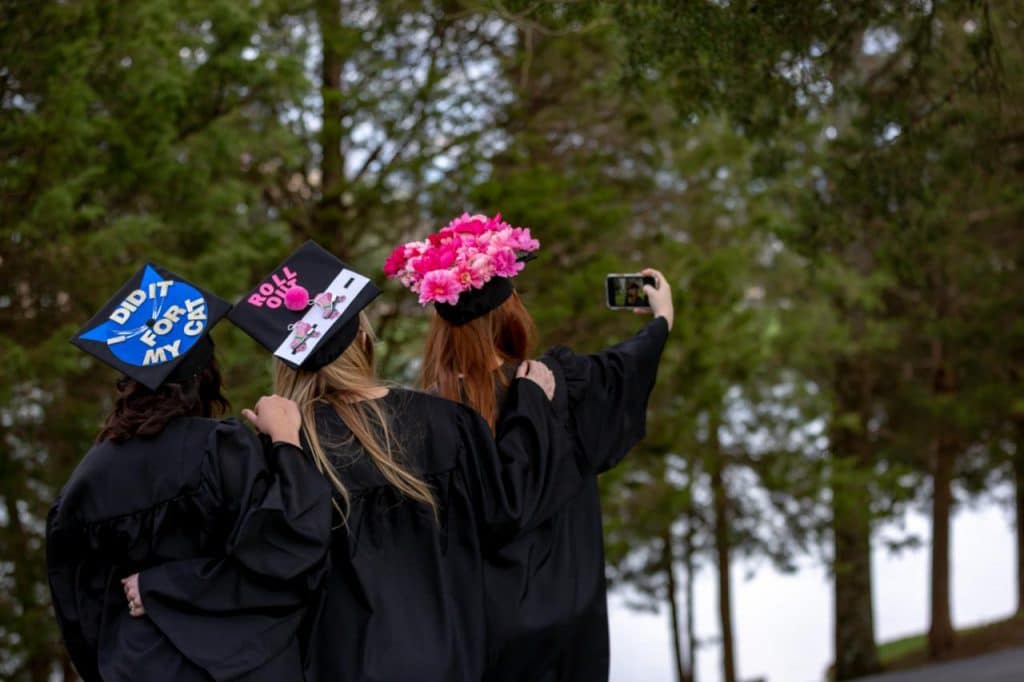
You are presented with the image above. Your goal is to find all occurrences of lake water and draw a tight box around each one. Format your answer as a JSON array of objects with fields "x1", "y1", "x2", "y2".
[{"x1": 609, "y1": 501, "x2": 1017, "y2": 682}]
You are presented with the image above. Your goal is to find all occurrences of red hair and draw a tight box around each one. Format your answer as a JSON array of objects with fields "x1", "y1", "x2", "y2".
[{"x1": 421, "y1": 291, "x2": 537, "y2": 430}]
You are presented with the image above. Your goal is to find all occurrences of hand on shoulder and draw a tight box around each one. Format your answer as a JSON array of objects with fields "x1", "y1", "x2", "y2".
[
  {"x1": 516, "y1": 359, "x2": 556, "y2": 401},
  {"x1": 242, "y1": 395, "x2": 302, "y2": 447}
]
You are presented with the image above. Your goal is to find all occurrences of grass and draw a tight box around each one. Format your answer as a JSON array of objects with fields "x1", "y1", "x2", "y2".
[
  {"x1": 877, "y1": 613, "x2": 1024, "y2": 671},
  {"x1": 828, "y1": 615, "x2": 1024, "y2": 680},
  {"x1": 877, "y1": 633, "x2": 927, "y2": 665}
]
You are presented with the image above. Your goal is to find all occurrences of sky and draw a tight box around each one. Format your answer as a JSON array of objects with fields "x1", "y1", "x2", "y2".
[{"x1": 608, "y1": 498, "x2": 1017, "y2": 682}]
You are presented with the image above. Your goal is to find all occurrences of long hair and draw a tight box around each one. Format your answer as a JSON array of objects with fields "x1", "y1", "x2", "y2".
[
  {"x1": 97, "y1": 360, "x2": 229, "y2": 443},
  {"x1": 420, "y1": 290, "x2": 537, "y2": 430},
  {"x1": 274, "y1": 312, "x2": 438, "y2": 522}
]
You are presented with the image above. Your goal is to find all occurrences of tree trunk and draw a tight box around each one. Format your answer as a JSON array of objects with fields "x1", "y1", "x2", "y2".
[
  {"x1": 928, "y1": 433, "x2": 956, "y2": 657},
  {"x1": 1015, "y1": 418, "x2": 1024, "y2": 617},
  {"x1": 831, "y1": 360, "x2": 880, "y2": 680},
  {"x1": 928, "y1": 350, "x2": 958, "y2": 658},
  {"x1": 709, "y1": 414, "x2": 736, "y2": 682},
  {"x1": 684, "y1": 509, "x2": 698, "y2": 682},
  {"x1": 4, "y1": 494, "x2": 49, "y2": 682},
  {"x1": 833, "y1": 495, "x2": 878, "y2": 679},
  {"x1": 684, "y1": 520, "x2": 700, "y2": 679},
  {"x1": 314, "y1": 0, "x2": 347, "y2": 256},
  {"x1": 28, "y1": 658, "x2": 49, "y2": 682},
  {"x1": 664, "y1": 527, "x2": 688, "y2": 682}
]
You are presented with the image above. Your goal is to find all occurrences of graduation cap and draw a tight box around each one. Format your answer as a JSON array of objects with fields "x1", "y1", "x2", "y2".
[
  {"x1": 384, "y1": 212, "x2": 539, "y2": 325},
  {"x1": 72, "y1": 264, "x2": 231, "y2": 390},
  {"x1": 228, "y1": 241, "x2": 381, "y2": 371}
]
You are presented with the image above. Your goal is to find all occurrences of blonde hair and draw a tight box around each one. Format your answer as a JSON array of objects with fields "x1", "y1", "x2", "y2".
[{"x1": 274, "y1": 312, "x2": 438, "y2": 523}]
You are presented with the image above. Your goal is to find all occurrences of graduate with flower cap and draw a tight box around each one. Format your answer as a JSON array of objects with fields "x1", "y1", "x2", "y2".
[
  {"x1": 46, "y1": 264, "x2": 332, "y2": 682},
  {"x1": 228, "y1": 241, "x2": 584, "y2": 682},
  {"x1": 386, "y1": 213, "x2": 673, "y2": 682}
]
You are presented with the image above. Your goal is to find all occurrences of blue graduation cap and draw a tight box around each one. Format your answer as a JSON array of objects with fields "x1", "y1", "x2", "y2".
[{"x1": 72, "y1": 263, "x2": 231, "y2": 390}]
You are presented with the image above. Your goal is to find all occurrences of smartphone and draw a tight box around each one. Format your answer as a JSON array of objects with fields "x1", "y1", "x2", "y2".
[{"x1": 606, "y1": 273, "x2": 656, "y2": 310}]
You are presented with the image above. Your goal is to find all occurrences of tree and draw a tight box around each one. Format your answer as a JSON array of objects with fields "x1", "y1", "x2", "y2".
[{"x1": 614, "y1": 1, "x2": 1023, "y2": 676}]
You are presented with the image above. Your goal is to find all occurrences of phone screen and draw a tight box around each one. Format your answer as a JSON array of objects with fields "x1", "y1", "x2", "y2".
[{"x1": 606, "y1": 274, "x2": 656, "y2": 309}]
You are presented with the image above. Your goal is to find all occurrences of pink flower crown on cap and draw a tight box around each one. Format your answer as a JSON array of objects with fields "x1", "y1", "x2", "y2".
[{"x1": 384, "y1": 213, "x2": 539, "y2": 305}]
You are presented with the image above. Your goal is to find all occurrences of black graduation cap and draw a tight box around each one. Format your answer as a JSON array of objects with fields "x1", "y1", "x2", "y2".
[
  {"x1": 228, "y1": 241, "x2": 381, "y2": 371},
  {"x1": 72, "y1": 263, "x2": 231, "y2": 390}
]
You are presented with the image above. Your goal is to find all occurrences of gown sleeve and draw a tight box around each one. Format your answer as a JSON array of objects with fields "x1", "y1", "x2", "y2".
[
  {"x1": 458, "y1": 378, "x2": 584, "y2": 544},
  {"x1": 543, "y1": 316, "x2": 669, "y2": 474},
  {"x1": 136, "y1": 420, "x2": 332, "y2": 680}
]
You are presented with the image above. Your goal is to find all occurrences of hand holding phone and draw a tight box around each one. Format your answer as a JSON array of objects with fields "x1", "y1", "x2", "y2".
[
  {"x1": 606, "y1": 273, "x2": 657, "y2": 309},
  {"x1": 606, "y1": 269, "x2": 673, "y2": 330}
]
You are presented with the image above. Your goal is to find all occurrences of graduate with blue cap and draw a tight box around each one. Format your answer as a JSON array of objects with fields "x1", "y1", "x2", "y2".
[{"x1": 46, "y1": 263, "x2": 332, "y2": 682}]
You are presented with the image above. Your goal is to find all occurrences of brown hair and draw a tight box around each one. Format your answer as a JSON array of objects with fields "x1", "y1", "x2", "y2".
[
  {"x1": 97, "y1": 361, "x2": 229, "y2": 443},
  {"x1": 420, "y1": 291, "x2": 537, "y2": 430},
  {"x1": 274, "y1": 313, "x2": 438, "y2": 523}
]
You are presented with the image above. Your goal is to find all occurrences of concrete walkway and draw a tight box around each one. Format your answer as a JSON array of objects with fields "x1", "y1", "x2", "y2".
[{"x1": 853, "y1": 647, "x2": 1024, "y2": 681}]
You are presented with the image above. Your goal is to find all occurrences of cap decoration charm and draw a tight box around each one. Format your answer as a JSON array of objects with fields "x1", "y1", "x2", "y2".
[
  {"x1": 284, "y1": 285, "x2": 310, "y2": 311},
  {"x1": 313, "y1": 291, "x2": 344, "y2": 319}
]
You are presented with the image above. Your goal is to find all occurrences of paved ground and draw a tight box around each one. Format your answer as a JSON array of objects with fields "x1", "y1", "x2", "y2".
[{"x1": 853, "y1": 647, "x2": 1024, "y2": 681}]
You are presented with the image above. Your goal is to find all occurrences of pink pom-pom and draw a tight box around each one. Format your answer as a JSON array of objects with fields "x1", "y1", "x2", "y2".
[{"x1": 284, "y1": 285, "x2": 310, "y2": 311}]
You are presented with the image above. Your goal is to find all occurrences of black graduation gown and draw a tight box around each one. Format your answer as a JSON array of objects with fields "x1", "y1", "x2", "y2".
[
  {"x1": 301, "y1": 379, "x2": 582, "y2": 682},
  {"x1": 483, "y1": 316, "x2": 670, "y2": 682},
  {"x1": 46, "y1": 417, "x2": 332, "y2": 682}
]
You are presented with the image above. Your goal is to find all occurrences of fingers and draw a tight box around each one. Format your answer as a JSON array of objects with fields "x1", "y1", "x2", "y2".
[
  {"x1": 524, "y1": 360, "x2": 545, "y2": 377},
  {"x1": 122, "y1": 574, "x2": 145, "y2": 616},
  {"x1": 520, "y1": 360, "x2": 555, "y2": 400},
  {"x1": 248, "y1": 395, "x2": 302, "y2": 446},
  {"x1": 245, "y1": 394, "x2": 282, "y2": 426},
  {"x1": 641, "y1": 267, "x2": 664, "y2": 284}
]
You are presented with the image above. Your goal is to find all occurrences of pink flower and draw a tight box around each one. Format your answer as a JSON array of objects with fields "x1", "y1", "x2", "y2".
[
  {"x1": 491, "y1": 248, "x2": 523, "y2": 277},
  {"x1": 383, "y1": 246, "x2": 409, "y2": 277},
  {"x1": 438, "y1": 243, "x2": 458, "y2": 267},
  {"x1": 454, "y1": 260, "x2": 487, "y2": 289},
  {"x1": 444, "y1": 213, "x2": 490, "y2": 235},
  {"x1": 411, "y1": 246, "x2": 454, "y2": 276},
  {"x1": 469, "y1": 253, "x2": 494, "y2": 280},
  {"x1": 418, "y1": 269, "x2": 463, "y2": 305},
  {"x1": 507, "y1": 227, "x2": 539, "y2": 251}
]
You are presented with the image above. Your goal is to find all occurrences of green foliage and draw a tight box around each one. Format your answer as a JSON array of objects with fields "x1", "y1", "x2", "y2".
[{"x1": 0, "y1": 1, "x2": 310, "y2": 677}]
